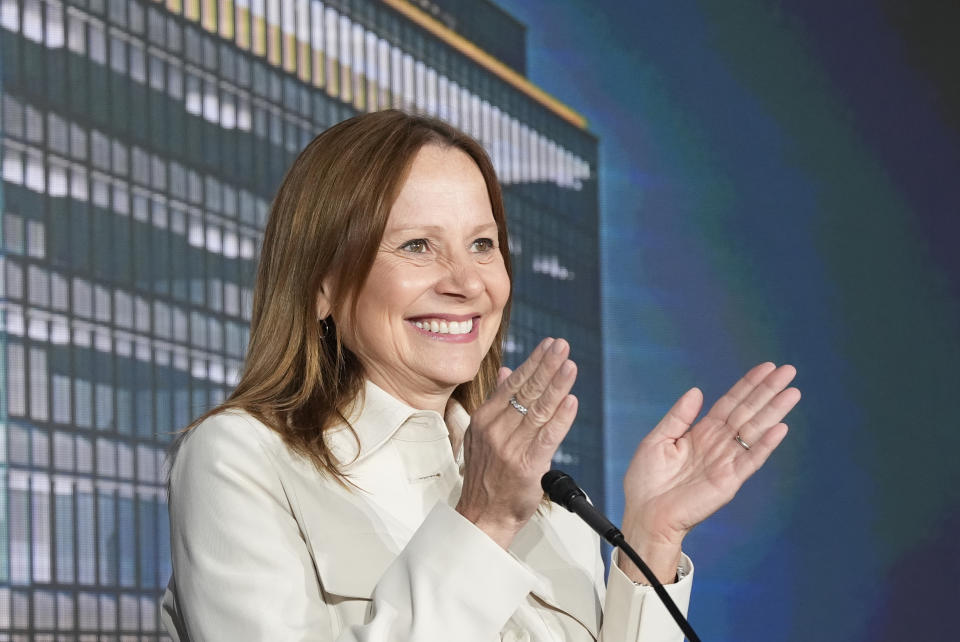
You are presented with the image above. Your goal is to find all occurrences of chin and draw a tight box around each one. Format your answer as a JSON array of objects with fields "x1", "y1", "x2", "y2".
[
  {"x1": 423, "y1": 361, "x2": 483, "y2": 389},
  {"x1": 432, "y1": 369, "x2": 480, "y2": 388}
]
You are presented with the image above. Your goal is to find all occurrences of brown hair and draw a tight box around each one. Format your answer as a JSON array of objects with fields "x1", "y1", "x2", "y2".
[{"x1": 170, "y1": 110, "x2": 512, "y2": 486}]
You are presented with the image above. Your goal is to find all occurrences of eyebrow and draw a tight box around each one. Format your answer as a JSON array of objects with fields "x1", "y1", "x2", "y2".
[{"x1": 386, "y1": 222, "x2": 499, "y2": 236}]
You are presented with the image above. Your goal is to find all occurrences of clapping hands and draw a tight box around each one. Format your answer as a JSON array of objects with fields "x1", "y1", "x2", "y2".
[
  {"x1": 456, "y1": 336, "x2": 801, "y2": 577},
  {"x1": 618, "y1": 362, "x2": 800, "y2": 582}
]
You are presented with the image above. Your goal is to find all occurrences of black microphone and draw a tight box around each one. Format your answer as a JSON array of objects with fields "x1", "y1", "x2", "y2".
[
  {"x1": 540, "y1": 470, "x2": 623, "y2": 544},
  {"x1": 541, "y1": 470, "x2": 702, "y2": 642}
]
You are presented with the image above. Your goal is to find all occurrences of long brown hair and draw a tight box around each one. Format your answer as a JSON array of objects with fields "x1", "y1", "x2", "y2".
[{"x1": 170, "y1": 110, "x2": 512, "y2": 486}]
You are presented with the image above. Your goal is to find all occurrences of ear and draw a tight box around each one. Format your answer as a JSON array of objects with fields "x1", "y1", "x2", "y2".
[{"x1": 315, "y1": 279, "x2": 334, "y2": 320}]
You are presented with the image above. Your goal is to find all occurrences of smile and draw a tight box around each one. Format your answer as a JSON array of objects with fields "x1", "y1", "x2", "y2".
[
  {"x1": 413, "y1": 318, "x2": 473, "y2": 335},
  {"x1": 406, "y1": 315, "x2": 481, "y2": 342}
]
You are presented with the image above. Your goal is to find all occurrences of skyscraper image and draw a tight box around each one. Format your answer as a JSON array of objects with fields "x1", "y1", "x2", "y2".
[{"x1": 0, "y1": 0, "x2": 599, "y2": 637}]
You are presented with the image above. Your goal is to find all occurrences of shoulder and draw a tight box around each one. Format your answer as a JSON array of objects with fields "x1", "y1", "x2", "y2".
[
  {"x1": 179, "y1": 408, "x2": 280, "y2": 448},
  {"x1": 168, "y1": 409, "x2": 290, "y2": 490}
]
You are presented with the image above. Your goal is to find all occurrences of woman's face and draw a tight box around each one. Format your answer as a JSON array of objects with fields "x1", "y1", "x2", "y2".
[{"x1": 340, "y1": 144, "x2": 510, "y2": 407}]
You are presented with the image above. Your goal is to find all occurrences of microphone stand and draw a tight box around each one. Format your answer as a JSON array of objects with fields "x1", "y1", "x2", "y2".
[{"x1": 542, "y1": 470, "x2": 702, "y2": 642}]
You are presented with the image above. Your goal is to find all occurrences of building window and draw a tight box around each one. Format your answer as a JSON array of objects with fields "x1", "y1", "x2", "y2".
[
  {"x1": 28, "y1": 264, "x2": 51, "y2": 307},
  {"x1": 9, "y1": 470, "x2": 31, "y2": 584},
  {"x1": 51, "y1": 271, "x2": 69, "y2": 311},
  {"x1": 89, "y1": 19, "x2": 107, "y2": 64},
  {"x1": 54, "y1": 477, "x2": 75, "y2": 584},
  {"x1": 110, "y1": 33, "x2": 127, "y2": 74},
  {"x1": 324, "y1": 6, "x2": 338, "y2": 96},
  {"x1": 30, "y1": 347, "x2": 50, "y2": 421},
  {"x1": 1, "y1": 0, "x2": 20, "y2": 32},
  {"x1": 130, "y1": 40, "x2": 146, "y2": 83},
  {"x1": 4, "y1": 212, "x2": 24, "y2": 254},
  {"x1": 32, "y1": 474, "x2": 53, "y2": 583},
  {"x1": 22, "y1": 0, "x2": 43, "y2": 43},
  {"x1": 53, "y1": 372, "x2": 72, "y2": 424},
  {"x1": 5, "y1": 260, "x2": 24, "y2": 301},
  {"x1": 74, "y1": 371, "x2": 94, "y2": 430},
  {"x1": 7, "y1": 343, "x2": 27, "y2": 416}
]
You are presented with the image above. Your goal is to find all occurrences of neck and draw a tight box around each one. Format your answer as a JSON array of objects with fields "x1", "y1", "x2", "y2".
[{"x1": 365, "y1": 371, "x2": 454, "y2": 415}]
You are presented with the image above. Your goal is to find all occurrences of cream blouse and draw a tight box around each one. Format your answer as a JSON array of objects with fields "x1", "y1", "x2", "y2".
[{"x1": 161, "y1": 380, "x2": 693, "y2": 641}]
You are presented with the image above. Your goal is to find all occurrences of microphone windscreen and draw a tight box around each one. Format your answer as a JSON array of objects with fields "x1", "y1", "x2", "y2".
[{"x1": 540, "y1": 470, "x2": 583, "y2": 508}]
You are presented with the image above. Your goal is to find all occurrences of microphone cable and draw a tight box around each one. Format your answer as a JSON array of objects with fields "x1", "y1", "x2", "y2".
[{"x1": 541, "y1": 470, "x2": 701, "y2": 642}]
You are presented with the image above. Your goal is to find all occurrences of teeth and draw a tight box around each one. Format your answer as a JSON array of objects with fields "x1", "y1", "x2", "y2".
[{"x1": 413, "y1": 318, "x2": 474, "y2": 335}]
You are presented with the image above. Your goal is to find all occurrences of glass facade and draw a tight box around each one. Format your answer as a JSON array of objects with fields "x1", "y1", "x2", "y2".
[
  {"x1": 0, "y1": 0, "x2": 600, "y2": 637},
  {"x1": 411, "y1": 0, "x2": 527, "y2": 74}
]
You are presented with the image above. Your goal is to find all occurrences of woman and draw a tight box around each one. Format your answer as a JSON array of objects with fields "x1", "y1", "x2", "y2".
[{"x1": 161, "y1": 110, "x2": 800, "y2": 641}]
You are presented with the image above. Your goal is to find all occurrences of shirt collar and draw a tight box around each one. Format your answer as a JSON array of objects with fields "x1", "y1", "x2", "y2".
[{"x1": 326, "y1": 380, "x2": 470, "y2": 466}]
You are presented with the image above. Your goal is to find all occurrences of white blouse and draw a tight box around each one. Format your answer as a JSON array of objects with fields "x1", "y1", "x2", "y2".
[{"x1": 161, "y1": 380, "x2": 693, "y2": 641}]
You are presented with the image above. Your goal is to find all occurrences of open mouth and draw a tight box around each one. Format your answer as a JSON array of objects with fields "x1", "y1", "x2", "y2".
[{"x1": 406, "y1": 315, "x2": 481, "y2": 340}]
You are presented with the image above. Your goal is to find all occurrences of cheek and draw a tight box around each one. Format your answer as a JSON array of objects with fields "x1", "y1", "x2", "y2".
[
  {"x1": 488, "y1": 264, "x2": 511, "y2": 310},
  {"x1": 353, "y1": 263, "x2": 430, "y2": 324}
]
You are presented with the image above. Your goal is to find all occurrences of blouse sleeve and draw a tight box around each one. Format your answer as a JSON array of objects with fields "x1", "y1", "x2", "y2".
[
  {"x1": 598, "y1": 546, "x2": 695, "y2": 642},
  {"x1": 163, "y1": 413, "x2": 537, "y2": 641}
]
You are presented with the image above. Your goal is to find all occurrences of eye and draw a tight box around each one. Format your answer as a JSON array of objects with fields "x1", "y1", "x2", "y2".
[
  {"x1": 400, "y1": 238, "x2": 429, "y2": 253},
  {"x1": 471, "y1": 237, "x2": 496, "y2": 252}
]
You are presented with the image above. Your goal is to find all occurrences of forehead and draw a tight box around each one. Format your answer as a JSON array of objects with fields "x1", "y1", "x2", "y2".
[{"x1": 386, "y1": 144, "x2": 495, "y2": 229}]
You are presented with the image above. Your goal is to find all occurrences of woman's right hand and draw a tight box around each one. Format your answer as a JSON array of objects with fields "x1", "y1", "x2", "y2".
[{"x1": 456, "y1": 337, "x2": 579, "y2": 549}]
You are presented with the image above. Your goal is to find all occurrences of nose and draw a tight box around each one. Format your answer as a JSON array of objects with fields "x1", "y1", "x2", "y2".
[{"x1": 435, "y1": 250, "x2": 484, "y2": 299}]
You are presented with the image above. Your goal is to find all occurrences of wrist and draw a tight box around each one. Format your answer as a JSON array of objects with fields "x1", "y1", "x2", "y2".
[
  {"x1": 615, "y1": 540, "x2": 683, "y2": 585},
  {"x1": 620, "y1": 510, "x2": 686, "y2": 549},
  {"x1": 617, "y1": 516, "x2": 684, "y2": 585},
  {"x1": 455, "y1": 502, "x2": 521, "y2": 550}
]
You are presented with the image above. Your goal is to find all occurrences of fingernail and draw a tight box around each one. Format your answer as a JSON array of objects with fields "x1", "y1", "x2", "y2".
[
  {"x1": 552, "y1": 339, "x2": 565, "y2": 354},
  {"x1": 542, "y1": 337, "x2": 555, "y2": 351}
]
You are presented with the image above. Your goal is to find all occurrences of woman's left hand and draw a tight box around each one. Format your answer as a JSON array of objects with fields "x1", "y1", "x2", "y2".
[{"x1": 618, "y1": 362, "x2": 800, "y2": 583}]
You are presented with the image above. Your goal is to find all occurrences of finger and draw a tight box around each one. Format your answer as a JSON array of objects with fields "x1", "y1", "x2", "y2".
[
  {"x1": 493, "y1": 337, "x2": 555, "y2": 403},
  {"x1": 706, "y1": 362, "x2": 777, "y2": 422},
  {"x1": 519, "y1": 359, "x2": 577, "y2": 428},
  {"x1": 497, "y1": 367, "x2": 512, "y2": 386},
  {"x1": 737, "y1": 387, "x2": 801, "y2": 445},
  {"x1": 527, "y1": 394, "x2": 578, "y2": 466},
  {"x1": 733, "y1": 422, "x2": 789, "y2": 480},
  {"x1": 648, "y1": 387, "x2": 704, "y2": 441},
  {"x1": 513, "y1": 338, "x2": 570, "y2": 409},
  {"x1": 726, "y1": 365, "x2": 797, "y2": 430}
]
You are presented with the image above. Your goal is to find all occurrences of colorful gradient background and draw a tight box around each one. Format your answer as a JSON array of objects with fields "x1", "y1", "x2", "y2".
[{"x1": 496, "y1": 1, "x2": 959, "y2": 640}]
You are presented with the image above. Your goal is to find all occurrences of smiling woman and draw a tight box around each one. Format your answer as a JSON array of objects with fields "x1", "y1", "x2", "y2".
[
  {"x1": 160, "y1": 110, "x2": 799, "y2": 642},
  {"x1": 331, "y1": 144, "x2": 511, "y2": 416},
  {"x1": 175, "y1": 111, "x2": 514, "y2": 488}
]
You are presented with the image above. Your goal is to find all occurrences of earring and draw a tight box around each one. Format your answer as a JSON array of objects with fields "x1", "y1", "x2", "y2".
[{"x1": 319, "y1": 317, "x2": 331, "y2": 339}]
